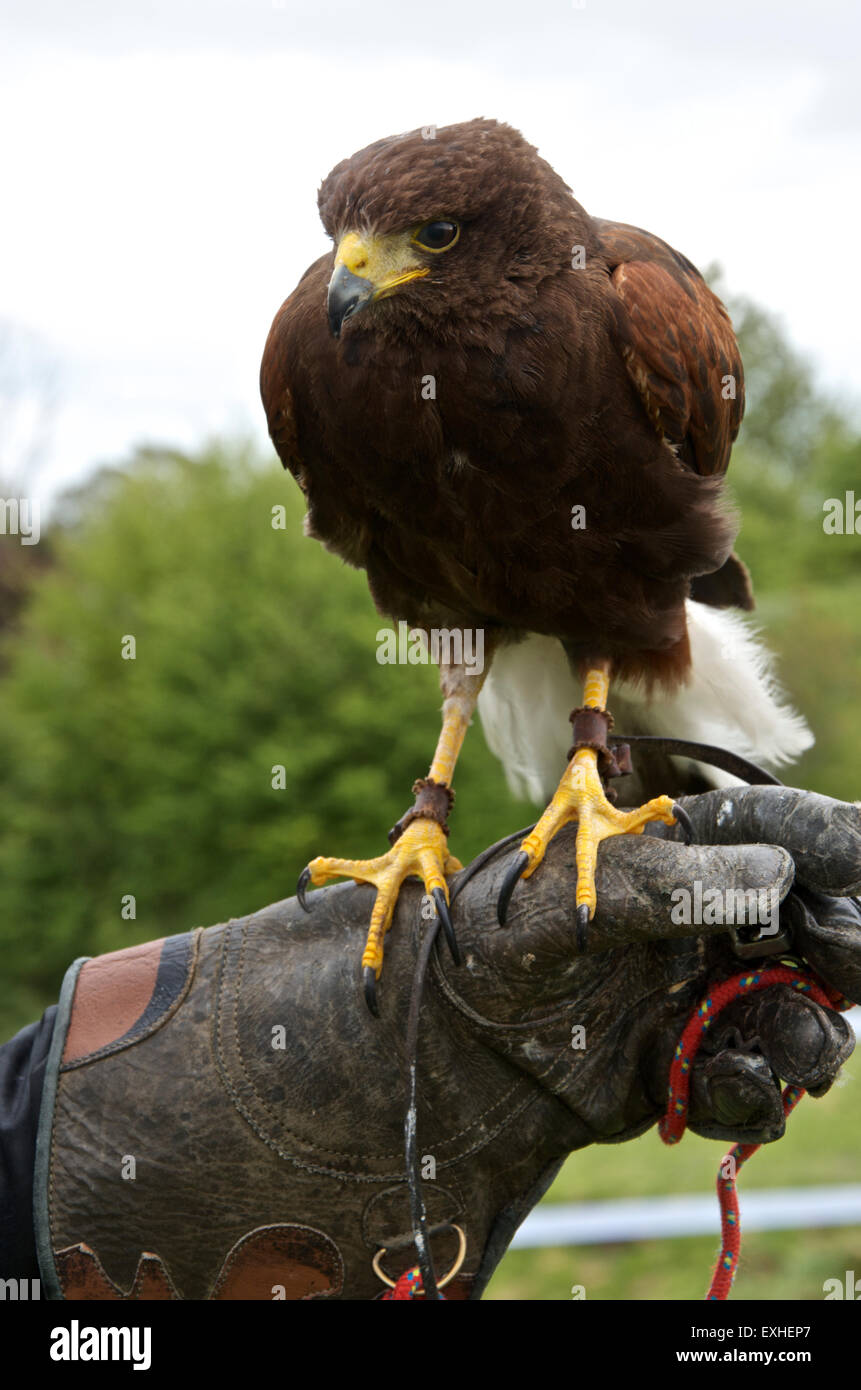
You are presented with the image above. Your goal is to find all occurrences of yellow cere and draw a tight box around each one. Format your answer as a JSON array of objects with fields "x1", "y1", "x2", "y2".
[{"x1": 334, "y1": 231, "x2": 430, "y2": 297}]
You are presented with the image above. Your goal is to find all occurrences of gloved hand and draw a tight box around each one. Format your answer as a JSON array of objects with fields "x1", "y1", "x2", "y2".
[
  {"x1": 446, "y1": 784, "x2": 860, "y2": 1149},
  {"x1": 36, "y1": 783, "x2": 861, "y2": 1300}
]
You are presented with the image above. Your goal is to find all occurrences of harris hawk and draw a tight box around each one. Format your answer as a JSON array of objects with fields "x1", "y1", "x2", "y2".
[{"x1": 260, "y1": 118, "x2": 811, "y2": 1013}]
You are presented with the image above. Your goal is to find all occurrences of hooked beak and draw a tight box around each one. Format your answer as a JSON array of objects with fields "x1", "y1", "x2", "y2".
[
  {"x1": 327, "y1": 264, "x2": 375, "y2": 338},
  {"x1": 326, "y1": 231, "x2": 429, "y2": 339}
]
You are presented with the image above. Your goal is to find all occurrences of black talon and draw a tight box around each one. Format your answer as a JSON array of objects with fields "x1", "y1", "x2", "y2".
[
  {"x1": 672, "y1": 803, "x2": 696, "y2": 846},
  {"x1": 432, "y1": 887, "x2": 461, "y2": 966},
  {"x1": 575, "y1": 904, "x2": 590, "y2": 953},
  {"x1": 297, "y1": 866, "x2": 313, "y2": 912},
  {"x1": 497, "y1": 851, "x2": 530, "y2": 926},
  {"x1": 363, "y1": 966, "x2": 380, "y2": 1018}
]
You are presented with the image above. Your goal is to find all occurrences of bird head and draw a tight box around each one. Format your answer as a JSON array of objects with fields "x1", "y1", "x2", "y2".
[{"x1": 317, "y1": 118, "x2": 588, "y2": 339}]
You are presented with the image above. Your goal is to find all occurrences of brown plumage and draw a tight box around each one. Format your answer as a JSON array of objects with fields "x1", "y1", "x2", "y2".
[
  {"x1": 258, "y1": 119, "x2": 808, "y2": 1007},
  {"x1": 261, "y1": 117, "x2": 750, "y2": 693}
]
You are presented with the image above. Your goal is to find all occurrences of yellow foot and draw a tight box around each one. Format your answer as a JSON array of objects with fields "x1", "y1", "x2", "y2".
[
  {"x1": 297, "y1": 818, "x2": 463, "y2": 1015},
  {"x1": 497, "y1": 748, "x2": 686, "y2": 944}
]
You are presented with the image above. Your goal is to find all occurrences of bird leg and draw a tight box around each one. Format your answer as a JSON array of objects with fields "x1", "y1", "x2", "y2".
[
  {"x1": 497, "y1": 660, "x2": 688, "y2": 943},
  {"x1": 298, "y1": 653, "x2": 487, "y2": 1014}
]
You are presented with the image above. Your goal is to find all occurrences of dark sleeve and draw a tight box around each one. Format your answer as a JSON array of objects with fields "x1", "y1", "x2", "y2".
[{"x1": 0, "y1": 1008, "x2": 57, "y2": 1280}]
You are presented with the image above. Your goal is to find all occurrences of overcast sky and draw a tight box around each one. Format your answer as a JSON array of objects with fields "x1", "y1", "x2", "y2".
[{"x1": 2, "y1": 0, "x2": 859, "y2": 501}]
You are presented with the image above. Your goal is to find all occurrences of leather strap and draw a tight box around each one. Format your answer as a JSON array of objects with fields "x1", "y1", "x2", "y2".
[
  {"x1": 388, "y1": 777, "x2": 455, "y2": 845},
  {"x1": 609, "y1": 735, "x2": 781, "y2": 787}
]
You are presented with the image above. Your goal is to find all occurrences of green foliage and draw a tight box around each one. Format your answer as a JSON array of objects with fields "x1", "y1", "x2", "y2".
[{"x1": 0, "y1": 442, "x2": 522, "y2": 1034}]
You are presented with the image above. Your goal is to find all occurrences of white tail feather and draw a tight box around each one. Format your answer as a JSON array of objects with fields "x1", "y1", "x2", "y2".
[{"x1": 477, "y1": 602, "x2": 813, "y2": 804}]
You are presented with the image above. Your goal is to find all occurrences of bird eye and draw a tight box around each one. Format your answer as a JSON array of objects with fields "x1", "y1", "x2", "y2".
[{"x1": 412, "y1": 219, "x2": 460, "y2": 252}]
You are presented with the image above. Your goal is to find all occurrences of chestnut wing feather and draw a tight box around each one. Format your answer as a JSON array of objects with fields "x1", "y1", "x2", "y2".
[
  {"x1": 596, "y1": 218, "x2": 744, "y2": 478},
  {"x1": 261, "y1": 293, "x2": 305, "y2": 491},
  {"x1": 260, "y1": 255, "x2": 336, "y2": 493}
]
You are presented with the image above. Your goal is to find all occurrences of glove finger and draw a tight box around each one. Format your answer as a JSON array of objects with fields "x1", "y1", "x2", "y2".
[
  {"x1": 704, "y1": 984, "x2": 854, "y2": 1094},
  {"x1": 783, "y1": 887, "x2": 861, "y2": 1007},
  {"x1": 451, "y1": 833, "x2": 796, "y2": 1026},
  {"x1": 687, "y1": 1048, "x2": 785, "y2": 1143},
  {"x1": 459, "y1": 830, "x2": 795, "y2": 954},
  {"x1": 650, "y1": 787, "x2": 861, "y2": 897},
  {"x1": 547, "y1": 835, "x2": 793, "y2": 951},
  {"x1": 686, "y1": 982, "x2": 854, "y2": 1143}
]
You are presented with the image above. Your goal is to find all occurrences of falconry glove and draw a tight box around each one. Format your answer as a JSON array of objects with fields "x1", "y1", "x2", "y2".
[{"x1": 16, "y1": 783, "x2": 861, "y2": 1300}]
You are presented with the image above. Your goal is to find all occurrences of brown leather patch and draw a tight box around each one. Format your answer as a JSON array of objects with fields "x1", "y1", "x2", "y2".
[
  {"x1": 55, "y1": 1226, "x2": 344, "y2": 1301},
  {"x1": 55, "y1": 1244, "x2": 180, "y2": 1299},
  {"x1": 62, "y1": 939, "x2": 165, "y2": 1065},
  {"x1": 212, "y1": 1225, "x2": 343, "y2": 1300}
]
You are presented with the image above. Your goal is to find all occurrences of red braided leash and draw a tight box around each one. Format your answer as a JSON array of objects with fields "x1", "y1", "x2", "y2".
[
  {"x1": 381, "y1": 1266, "x2": 429, "y2": 1300},
  {"x1": 659, "y1": 964, "x2": 850, "y2": 1299}
]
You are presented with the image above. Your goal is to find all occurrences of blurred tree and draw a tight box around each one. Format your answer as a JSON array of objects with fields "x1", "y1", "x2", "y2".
[{"x1": 0, "y1": 441, "x2": 521, "y2": 1034}]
